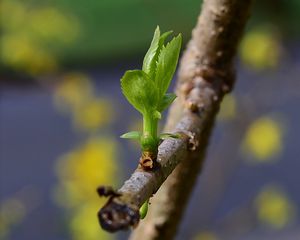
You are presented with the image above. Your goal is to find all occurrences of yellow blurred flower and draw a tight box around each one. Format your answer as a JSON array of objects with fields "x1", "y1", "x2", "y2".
[
  {"x1": 1, "y1": 34, "x2": 57, "y2": 74},
  {"x1": 242, "y1": 116, "x2": 284, "y2": 162},
  {"x1": 30, "y1": 7, "x2": 79, "y2": 43},
  {"x1": 194, "y1": 231, "x2": 218, "y2": 240},
  {"x1": 54, "y1": 73, "x2": 113, "y2": 132},
  {"x1": 73, "y1": 99, "x2": 112, "y2": 131},
  {"x1": 0, "y1": 1, "x2": 27, "y2": 32},
  {"x1": 70, "y1": 203, "x2": 111, "y2": 240},
  {"x1": 54, "y1": 137, "x2": 117, "y2": 240},
  {"x1": 240, "y1": 28, "x2": 281, "y2": 70},
  {"x1": 0, "y1": 198, "x2": 27, "y2": 240},
  {"x1": 255, "y1": 185, "x2": 296, "y2": 229},
  {"x1": 0, "y1": 0, "x2": 80, "y2": 75},
  {"x1": 54, "y1": 73, "x2": 94, "y2": 111},
  {"x1": 55, "y1": 137, "x2": 118, "y2": 208}
]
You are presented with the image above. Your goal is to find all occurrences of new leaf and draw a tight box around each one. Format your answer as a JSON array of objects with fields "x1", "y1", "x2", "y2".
[
  {"x1": 159, "y1": 133, "x2": 180, "y2": 140},
  {"x1": 120, "y1": 131, "x2": 141, "y2": 139},
  {"x1": 157, "y1": 93, "x2": 177, "y2": 112},
  {"x1": 121, "y1": 70, "x2": 158, "y2": 115},
  {"x1": 155, "y1": 34, "x2": 182, "y2": 98},
  {"x1": 142, "y1": 27, "x2": 174, "y2": 81},
  {"x1": 142, "y1": 26, "x2": 160, "y2": 79}
]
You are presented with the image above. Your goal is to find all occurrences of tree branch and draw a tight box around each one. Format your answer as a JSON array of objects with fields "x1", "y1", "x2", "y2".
[{"x1": 98, "y1": 0, "x2": 252, "y2": 235}]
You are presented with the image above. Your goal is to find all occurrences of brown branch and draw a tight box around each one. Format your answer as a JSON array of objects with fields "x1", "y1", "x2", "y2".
[
  {"x1": 98, "y1": 112, "x2": 205, "y2": 232},
  {"x1": 129, "y1": 0, "x2": 253, "y2": 239},
  {"x1": 98, "y1": 0, "x2": 252, "y2": 235}
]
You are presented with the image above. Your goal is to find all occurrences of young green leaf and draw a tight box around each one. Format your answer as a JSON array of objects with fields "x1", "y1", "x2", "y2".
[
  {"x1": 143, "y1": 28, "x2": 173, "y2": 81},
  {"x1": 159, "y1": 133, "x2": 180, "y2": 140},
  {"x1": 155, "y1": 34, "x2": 182, "y2": 98},
  {"x1": 158, "y1": 30, "x2": 173, "y2": 50},
  {"x1": 120, "y1": 131, "x2": 141, "y2": 139},
  {"x1": 120, "y1": 27, "x2": 182, "y2": 160},
  {"x1": 157, "y1": 93, "x2": 177, "y2": 112},
  {"x1": 121, "y1": 70, "x2": 158, "y2": 115},
  {"x1": 139, "y1": 199, "x2": 149, "y2": 219},
  {"x1": 142, "y1": 26, "x2": 160, "y2": 78},
  {"x1": 153, "y1": 110, "x2": 162, "y2": 119}
]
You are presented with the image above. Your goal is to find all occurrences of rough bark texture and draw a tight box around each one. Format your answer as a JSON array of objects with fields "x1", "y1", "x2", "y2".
[{"x1": 98, "y1": 0, "x2": 252, "y2": 236}]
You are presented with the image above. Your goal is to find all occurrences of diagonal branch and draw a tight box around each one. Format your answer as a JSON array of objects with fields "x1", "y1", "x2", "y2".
[{"x1": 98, "y1": 0, "x2": 253, "y2": 234}]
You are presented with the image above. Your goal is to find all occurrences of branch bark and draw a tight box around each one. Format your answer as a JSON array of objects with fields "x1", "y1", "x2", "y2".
[{"x1": 98, "y1": 0, "x2": 252, "y2": 236}]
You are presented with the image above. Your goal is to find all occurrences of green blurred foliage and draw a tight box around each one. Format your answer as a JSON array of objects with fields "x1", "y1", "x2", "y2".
[
  {"x1": 2, "y1": 0, "x2": 299, "y2": 74},
  {"x1": 0, "y1": 0, "x2": 80, "y2": 74},
  {"x1": 0, "y1": 0, "x2": 200, "y2": 73},
  {"x1": 249, "y1": 0, "x2": 300, "y2": 39},
  {"x1": 49, "y1": 0, "x2": 198, "y2": 62}
]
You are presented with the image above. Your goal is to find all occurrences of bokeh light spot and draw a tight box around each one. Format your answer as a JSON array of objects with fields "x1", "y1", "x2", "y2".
[
  {"x1": 255, "y1": 185, "x2": 296, "y2": 229},
  {"x1": 241, "y1": 116, "x2": 284, "y2": 162}
]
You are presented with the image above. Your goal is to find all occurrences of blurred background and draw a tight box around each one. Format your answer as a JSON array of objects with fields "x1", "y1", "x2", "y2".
[{"x1": 0, "y1": 0, "x2": 300, "y2": 239}]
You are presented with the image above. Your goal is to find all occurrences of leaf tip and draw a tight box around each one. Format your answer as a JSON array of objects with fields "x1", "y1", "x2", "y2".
[{"x1": 120, "y1": 131, "x2": 141, "y2": 139}]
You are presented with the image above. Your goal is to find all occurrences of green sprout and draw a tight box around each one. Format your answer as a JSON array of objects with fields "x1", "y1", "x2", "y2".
[
  {"x1": 121, "y1": 26, "x2": 181, "y2": 155},
  {"x1": 120, "y1": 26, "x2": 182, "y2": 218}
]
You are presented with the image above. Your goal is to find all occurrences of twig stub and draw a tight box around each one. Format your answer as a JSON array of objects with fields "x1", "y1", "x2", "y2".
[
  {"x1": 97, "y1": 186, "x2": 120, "y2": 198},
  {"x1": 98, "y1": 198, "x2": 140, "y2": 232},
  {"x1": 139, "y1": 151, "x2": 158, "y2": 171}
]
